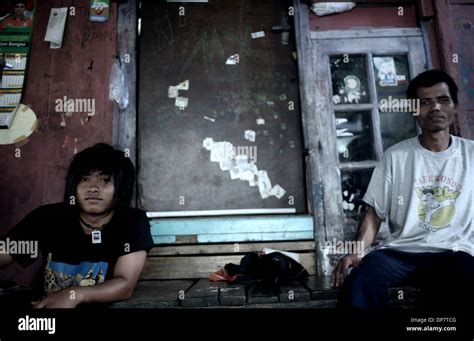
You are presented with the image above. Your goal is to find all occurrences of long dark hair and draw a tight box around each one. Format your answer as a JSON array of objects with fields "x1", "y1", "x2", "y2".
[{"x1": 64, "y1": 143, "x2": 135, "y2": 209}]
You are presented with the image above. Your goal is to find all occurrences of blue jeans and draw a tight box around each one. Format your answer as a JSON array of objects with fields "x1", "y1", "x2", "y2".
[{"x1": 338, "y1": 248, "x2": 474, "y2": 310}]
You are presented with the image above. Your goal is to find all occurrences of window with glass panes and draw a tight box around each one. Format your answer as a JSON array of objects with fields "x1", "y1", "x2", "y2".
[
  {"x1": 330, "y1": 54, "x2": 419, "y2": 220},
  {"x1": 311, "y1": 29, "x2": 428, "y2": 225}
]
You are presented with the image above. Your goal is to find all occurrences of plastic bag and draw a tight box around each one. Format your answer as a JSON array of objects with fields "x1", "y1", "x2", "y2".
[
  {"x1": 311, "y1": 2, "x2": 356, "y2": 17},
  {"x1": 108, "y1": 57, "x2": 129, "y2": 109}
]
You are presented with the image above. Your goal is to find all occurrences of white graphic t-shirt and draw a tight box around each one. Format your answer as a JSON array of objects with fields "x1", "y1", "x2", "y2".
[{"x1": 363, "y1": 135, "x2": 474, "y2": 255}]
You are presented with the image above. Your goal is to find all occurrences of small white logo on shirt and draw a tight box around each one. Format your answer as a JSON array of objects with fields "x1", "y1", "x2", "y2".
[{"x1": 18, "y1": 315, "x2": 55, "y2": 335}]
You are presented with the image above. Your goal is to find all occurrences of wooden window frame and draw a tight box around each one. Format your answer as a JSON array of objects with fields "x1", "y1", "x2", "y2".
[{"x1": 294, "y1": 0, "x2": 430, "y2": 275}]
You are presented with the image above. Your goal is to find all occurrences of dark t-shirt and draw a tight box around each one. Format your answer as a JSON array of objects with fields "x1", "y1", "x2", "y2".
[{"x1": 3, "y1": 203, "x2": 154, "y2": 299}]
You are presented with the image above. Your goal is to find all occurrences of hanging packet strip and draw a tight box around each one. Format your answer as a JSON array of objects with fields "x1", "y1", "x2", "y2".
[{"x1": 44, "y1": 8, "x2": 68, "y2": 49}]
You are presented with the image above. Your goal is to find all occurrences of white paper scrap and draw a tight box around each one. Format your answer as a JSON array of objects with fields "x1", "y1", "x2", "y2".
[
  {"x1": 168, "y1": 86, "x2": 178, "y2": 98},
  {"x1": 263, "y1": 248, "x2": 299, "y2": 262},
  {"x1": 177, "y1": 80, "x2": 189, "y2": 91},
  {"x1": 44, "y1": 8, "x2": 68, "y2": 49},
  {"x1": 257, "y1": 170, "x2": 272, "y2": 199},
  {"x1": 256, "y1": 118, "x2": 265, "y2": 125},
  {"x1": 251, "y1": 31, "x2": 265, "y2": 39},
  {"x1": 209, "y1": 141, "x2": 234, "y2": 171},
  {"x1": 202, "y1": 137, "x2": 214, "y2": 151},
  {"x1": 204, "y1": 116, "x2": 215, "y2": 122},
  {"x1": 230, "y1": 159, "x2": 257, "y2": 183},
  {"x1": 244, "y1": 130, "x2": 256, "y2": 142},
  {"x1": 225, "y1": 54, "x2": 239, "y2": 65},
  {"x1": 202, "y1": 138, "x2": 286, "y2": 199},
  {"x1": 175, "y1": 97, "x2": 188, "y2": 110},
  {"x1": 270, "y1": 184, "x2": 286, "y2": 199},
  {"x1": 336, "y1": 128, "x2": 354, "y2": 137}
]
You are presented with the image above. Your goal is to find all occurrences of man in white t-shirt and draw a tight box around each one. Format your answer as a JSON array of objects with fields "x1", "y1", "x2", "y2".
[{"x1": 332, "y1": 70, "x2": 474, "y2": 310}]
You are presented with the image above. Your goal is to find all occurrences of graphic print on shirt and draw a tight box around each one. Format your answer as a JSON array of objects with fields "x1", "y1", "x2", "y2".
[
  {"x1": 43, "y1": 253, "x2": 108, "y2": 295},
  {"x1": 414, "y1": 175, "x2": 461, "y2": 231}
]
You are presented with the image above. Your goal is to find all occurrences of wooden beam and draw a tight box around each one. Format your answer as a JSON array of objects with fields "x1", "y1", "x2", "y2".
[
  {"x1": 141, "y1": 253, "x2": 317, "y2": 279},
  {"x1": 311, "y1": 28, "x2": 422, "y2": 39},
  {"x1": 247, "y1": 285, "x2": 279, "y2": 304},
  {"x1": 113, "y1": 0, "x2": 138, "y2": 205},
  {"x1": 279, "y1": 282, "x2": 311, "y2": 302},
  {"x1": 304, "y1": 276, "x2": 339, "y2": 301},
  {"x1": 111, "y1": 280, "x2": 193, "y2": 308},
  {"x1": 180, "y1": 279, "x2": 220, "y2": 307},
  {"x1": 294, "y1": 0, "x2": 327, "y2": 278},
  {"x1": 218, "y1": 282, "x2": 246, "y2": 306},
  {"x1": 149, "y1": 240, "x2": 315, "y2": 256},
  {"x1": 149, "y1": 214, "x2": 314, "y2": 244}
]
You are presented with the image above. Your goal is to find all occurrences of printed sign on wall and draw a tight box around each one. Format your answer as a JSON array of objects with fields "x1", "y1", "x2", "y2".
[{"x1": 0, "y1": 0, "x2": 35, "y2": 128}]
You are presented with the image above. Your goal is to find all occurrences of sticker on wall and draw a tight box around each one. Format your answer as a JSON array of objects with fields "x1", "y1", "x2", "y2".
[
  {"x1": 168, "y1": 80, "x2": 189, "y2": 110},
  {"x1": 89, "y1": 0, "x2": 110, "y2": 22},
  {"x1": 374, "y1": 57, "x2": 398, "y2": 87},
  {"x1": 0, "y1": 104, "x2": 37, "y2": 145}
]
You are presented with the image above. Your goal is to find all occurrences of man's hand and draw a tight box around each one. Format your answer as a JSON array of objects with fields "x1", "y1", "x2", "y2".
[
  {"x1": 32, "y1": 288, "x2": 81, "y2": 309},
  {"x1": 331, "y1": 254, "x2": 362, "y2": 288},
  {"x1": 331, "y1": 206, "x2": 382, "y2": 288}
]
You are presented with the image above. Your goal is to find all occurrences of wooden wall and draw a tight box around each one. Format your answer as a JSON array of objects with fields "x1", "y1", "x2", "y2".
[
  {"x1": 446, "y1": 3, "x2": 474, "y2": 140},
  {"x1": 0, "y1": 0, "x2": 117, "y2": 285},
  {"x1": 309, "y1": 5, "x2": 417, "y2": 31}
]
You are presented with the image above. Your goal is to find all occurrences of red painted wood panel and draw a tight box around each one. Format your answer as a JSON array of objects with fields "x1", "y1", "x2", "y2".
[
  {"x1": 449, "y1": 4, "x2": 474, "y2": 139},
  {"x1": 0, "y1": 0, "x2": 117, "y2": 285},
  {"x1": 309, "y1": 6, "x2": 417, "y2": 31}
]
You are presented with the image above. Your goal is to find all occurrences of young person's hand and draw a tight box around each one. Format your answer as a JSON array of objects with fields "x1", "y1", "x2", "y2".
[
  {"x1": 331, "y1": 254, "x2": 362, "y2": 288},
  {"x1": 32, "y1": 288, "x2": 81, "y2": 308}
]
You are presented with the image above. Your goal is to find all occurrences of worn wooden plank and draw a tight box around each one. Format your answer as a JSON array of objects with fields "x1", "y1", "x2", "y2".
[
  {"x1": 149, "y1": 241, "x2": 315, "y2": 256},
  {"x1": 294, "y1": 0, "x2": 324, "y2": 278},
  {"x1": 112, "y1": 280, "x2": 193, "y2": 308},
  {"x1": 153, "y1": 232, "x2": 315, "y2": 244},
  {"x1": 197, "y1": 232, "x2": 314, "y2": 243},
  {"x1": 113, "y1": 0, "x2": 138, "y2": 205},
  {"x1": 150, "y1": 215, "x2": 314, "y2": 235},
  {"x1": 309, "y1": 5, "x2": 417, "y2": 32},
  {"x1": 247, "y1": 284, "x2": 279, "y2": 304},
  {"x1": 304, "y1": 276, "x2": 339, "y2": 301},
  {"x1": 180, "y1": 279, "x2": 220, "y2": 307},
  {"x1": 217, "y1": 282, "x2": 246, "y2": 306},
  {"x1": 311, "y1": 33, "x2": 346, "y2": 278},
  {"x1": 241, "y1": 300, "x2": 337, "y2": 309},
  {"x1": 141, "y1": 253, "x2": 317, "y2": 280},
  {"x1": 278, "y1": 281, "x2": 311, "y2": 302},
  {"x1": 311, "y1": 28, "x2": 422, "y2": 40}
]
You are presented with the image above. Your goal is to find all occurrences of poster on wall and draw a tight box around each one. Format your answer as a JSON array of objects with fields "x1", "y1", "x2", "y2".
[{"x1": 0, "y1": 0, "x2": 35, "y2": 129}]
